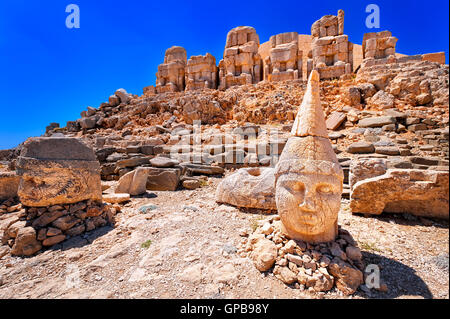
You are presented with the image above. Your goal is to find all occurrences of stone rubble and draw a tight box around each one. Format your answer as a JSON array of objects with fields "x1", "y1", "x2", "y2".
[{"x1": 240, "y1": 215, "x2": 364, "y2": 295}]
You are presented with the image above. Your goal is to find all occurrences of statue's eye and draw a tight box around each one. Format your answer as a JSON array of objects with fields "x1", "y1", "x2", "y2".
[
  {"x1": 283, "y1": 182, "x2": 304, "y2": 194},
  {"x1": 317, "y1": 184, "x2": 333, "y2": 194},
  {"x1": 292, "y1": 183, "x2": 305, "y2": 192}
]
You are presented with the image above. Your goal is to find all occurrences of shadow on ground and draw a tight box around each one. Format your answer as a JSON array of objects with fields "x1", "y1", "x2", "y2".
[
  {"x1": 132, "y1": 192, "x2": 158, "y2": 199},
  {"x1": 357, "y1": 251, "x2": 434, "y2": 299},
  {"x1": 48, "y1": 226, "x2": 115, "y2": 252},
  {"x1": 352, "y1": 212, "x2": 449, "y2": 229}
]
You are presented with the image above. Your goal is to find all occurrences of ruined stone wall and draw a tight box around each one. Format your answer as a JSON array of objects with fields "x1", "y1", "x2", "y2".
[
  {"x1": 185, "y1": 53, "x2": 218, "y2": 91},
  {"x1": 218, "y1": 26, "x2": 262, "y2": 90},
  {"x1": 308, "y1": 10, "x2": 353, "y2": 80},
  {"x1": 264, "y1": 32, "x2": 302, "y2": 82},
  {"x1": 362, "y1": 31, "x2": 397, "y2": 60},
  {"x1": 156, "y1": 46, "x2": 187, "y2": 93}
]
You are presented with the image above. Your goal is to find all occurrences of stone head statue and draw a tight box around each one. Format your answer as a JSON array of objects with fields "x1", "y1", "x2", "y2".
[{"x1": 274, "y1": 70, "x2": 344, "y2": 243}]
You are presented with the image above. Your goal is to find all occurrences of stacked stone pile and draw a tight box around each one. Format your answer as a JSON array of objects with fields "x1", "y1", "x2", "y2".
[
  {"x1": 0, "y1": 197, "x2": 21, "y2": 216},
  {"x1": 240, "y1": 215, "x2": 365, "y2": 295},
  {"x1": 61, "y1": 88, "x2": 134, "y2": 134},
  {"x1": 1, "y1": 200, "x2": 119, "y2": 256},
  {"x1": 356, "y1": 57, "x2": 449, "y2": 109},
  {"x1": 0, "y1": 137, "x2": 121, "y2": 257}
]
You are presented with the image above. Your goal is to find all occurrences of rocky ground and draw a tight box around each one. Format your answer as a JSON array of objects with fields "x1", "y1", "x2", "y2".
[{"x1": 0, "y1": 176, "x2": 447, "y2": 299}]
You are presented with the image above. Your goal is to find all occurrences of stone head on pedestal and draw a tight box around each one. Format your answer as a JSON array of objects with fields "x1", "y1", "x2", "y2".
[{"x1": 274, "y1": 70, "x2": 344, "y2": 243}]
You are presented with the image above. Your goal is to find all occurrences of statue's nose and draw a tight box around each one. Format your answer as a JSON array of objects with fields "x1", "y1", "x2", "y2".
[{"x1": 298, "y1": 192, "x2": 315, "y2": 212}]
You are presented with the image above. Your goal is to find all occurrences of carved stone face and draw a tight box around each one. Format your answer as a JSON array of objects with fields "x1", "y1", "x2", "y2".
[{"x1": 275, "y1": 171, "x2": 342, "y2": 242}]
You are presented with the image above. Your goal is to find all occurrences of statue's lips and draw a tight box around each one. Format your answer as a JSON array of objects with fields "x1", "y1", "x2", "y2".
[{"x1": 296, "y1": 211, "x2": 321, "y2": 226}]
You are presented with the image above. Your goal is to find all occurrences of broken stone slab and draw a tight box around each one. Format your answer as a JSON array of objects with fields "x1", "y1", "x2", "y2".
[
  {"x1": 10, "y1": 227, "x2": 41, "y2": 256},
  {"x1": 358, "y1": 116, "x2": 396, "y2": 128},
  {"x1": 384, "y1": 109, "x2": 407, "y2": 120},
  {"x1": 182, "y1": 179, "x2": 200, "y2": 190},
  {"x1": 0, "y1": 171, "x2": 20, "y2": 201},
  {"x1": 116, "y1": 156, "x2": 150, "y2": 168},
  {"x1": 410, "y1": 156, "x2": 440, "y2": 166},
  {"x1": 149, "y1": 156, "x2": 179, "y2": 168},
  {"x1": 102, "y1": 193, "x2": 130, "y2": 204},
  {"x1": 115, "y1": 167, "x2": 149, "y2": 196},
  {"x1": 179, "y1": 163, "x2": 224, "y2": 175},
  {"x1": 16, "y1": 137, "x2": 102, "y2": 207},
  {"x1": 349, "y1": 158, "x2": 387, "y2": 189},
  {"x1": 146, "y1": 167, "x2": 181, "y2": 191},
  {"x1": 408, "y1": 123, "x2": 427, "y2": 132},
  {"x1": 375, "y1": 146, "x2": 400, "y2": 156},
  {"x1": 216, "y1": 167, "x2": 276, "y2": 210},
  {"x1": 350, "y1": 169, "x2": 449, "y2": 219},
  {"x1": 115, "y1": 88, "x2": 131, "y2": 104},
  {"x1": 346, "y1": 142, "x2": 375, "y2": 154},
  {"x1": 326, "y1": 112, "x2": 347, "y2": 130},
  {"x1": 366, "y1": 90, "x2": 394, "y2": 109}
]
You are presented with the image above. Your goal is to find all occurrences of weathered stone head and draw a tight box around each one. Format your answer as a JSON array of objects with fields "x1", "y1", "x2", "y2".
[{"x1": 274, "y1": 70, "x2": 343, "y2": 243}]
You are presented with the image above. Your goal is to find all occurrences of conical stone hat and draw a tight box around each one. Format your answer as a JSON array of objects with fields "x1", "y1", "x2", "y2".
[
  {"x1": 291, "y1": 70, "x2": 328, "y2": 138},
  {"x1": 275, "y1": 70, "x2": 343, "y2": 180}
]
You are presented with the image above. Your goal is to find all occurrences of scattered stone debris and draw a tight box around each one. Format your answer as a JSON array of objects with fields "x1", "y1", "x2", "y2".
[{"x1": 241, "y1": 215, "x2": 364, "y2": 295}]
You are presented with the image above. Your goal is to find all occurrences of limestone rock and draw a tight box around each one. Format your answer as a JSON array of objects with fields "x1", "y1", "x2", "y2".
[
  {"x1": 79, "y1": 117, "x2": 96, "y2": 129},
  {"x1": 273, "y1": 266, "x2": 297, "y2": 284},
  {"x1": 16, "y1": 137, "x2": 102, "y2": 207},
  {"x1": 115, "y1": 88, "x2": 131, "y2": 104},
  {"x1": 42, "y1": 234, "x2": 66, "y2": 246},
  {"x1": 150, "y1": 157, "x2": 179, "y2": 168},
  {"x1": 156, "y1": 46, "x2": 187, "y2": 93},
  {"x1": 11, "y1": 227, "x2": 42, "y2": 256},
  {"x1": 264, "y1": 32, "x2": 302, "y2": 82},
  {"x1": 351, "y1": 169, "x2": 449, "y2": 219},
  {"x1": 218, "y1": 26, "x2": 262, "y2": 90},
  {"x1": 108, "y1": 94, "x2": 120, "y2": 107},
  {"x1": 0, "y1": 171, "x2": 20, "y2": 200},
  {"x1": 146, "y1": 167, "x2": 180, "y2": 191},
  {"x1": 52, "y1": 215, "x2": 80, "y2": 231},
  {"x1": 345, "y1": 246, "x2": 362, "y2": 261},
  {"x1": 358, "y1": 116, "x2": 396, "y2": 128},
  {"x1": 182, "y1": 179, "x2": 200, "y2": 190},
  {"x1": 367, "y1": 90, "x2": 395, "y2": 109},
  {"x1": 357, "y1": 83, "x2": 377, "y2": 100},
  {"x1": 185, "y1": 53, "x2": 217, "y2": 90},
  {"x1": 341, "y1": 86, "x2": 361, "y2": 107},
  {"x1": 328, "y1": 257, "x2": 363, "y2": 295},
  {"x1": 250, "y1": 238, "x2": 278, "y2": 272},
  {"x1": 215, "y1": 167, "x2": 276, "y2": 210},
  {"x1": 349, "y1": 158, "x2": 387, "y2": 189},
  {"x1": 115, "y1": 167, "x2": 149, "y2": 196},
  {"x1": 346, "y1": 142, "x2": 375, "y2": 154},
  {"x1": 102, "y1": 193, "x2": 130, "y2": 204}
]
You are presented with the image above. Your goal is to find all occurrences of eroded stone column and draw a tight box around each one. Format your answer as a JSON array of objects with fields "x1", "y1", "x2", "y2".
[
  {"x1": 218, "y1": 26, "x2": 262, "y2": 90},
  {"x1": 264, "y1": 32, "x2": 303, "y2": 82},
  {"x1": 155, "y1": 46, "x2": 187, "y2": 93}
]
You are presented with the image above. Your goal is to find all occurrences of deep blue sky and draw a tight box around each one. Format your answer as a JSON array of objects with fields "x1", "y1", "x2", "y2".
[{"x1": 0, "y1": 0, "x2": 448, "y2": 150}]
